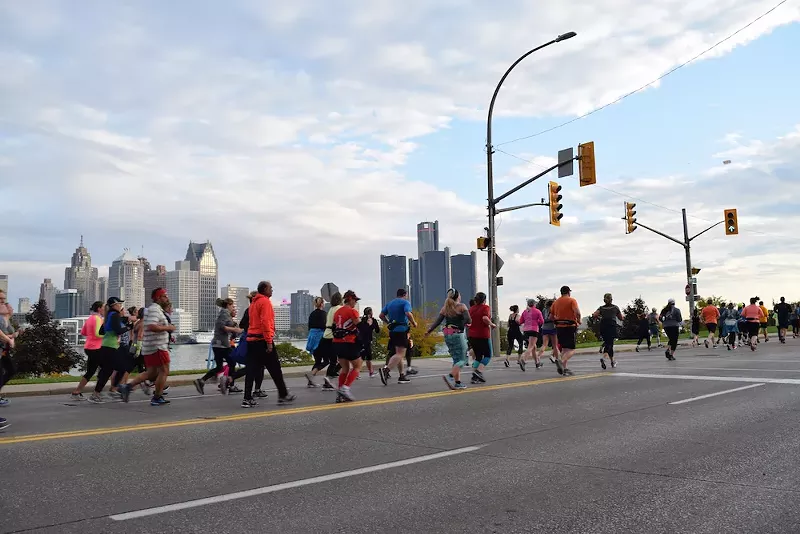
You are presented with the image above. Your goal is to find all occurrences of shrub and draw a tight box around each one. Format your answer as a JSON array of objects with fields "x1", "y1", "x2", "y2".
[{"x1": 13, "y1": 300, "x2": 82, "y2": 376}]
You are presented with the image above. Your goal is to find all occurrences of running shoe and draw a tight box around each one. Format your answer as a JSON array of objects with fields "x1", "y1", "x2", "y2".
[
  {"x1": 322, "y1": 377, "x2": 335, "y2": 390},
  {"x1": 611, "y1": 361, "x2": 617, "y2": 368},
  {"x1": 69, "y1": 393, "x2": 86, "y2": 402},
  {"x1": 241, "y1": 399, "x2": 257, "y2": 408},
  {"x1": 150, "y1": 396, "x2": 169, "y2": 406},
  {"x1": 473, "y1": 370, "x2": 486, "y2": 383},
  {"x1": 0, "y1": 417, "x2": 9, "y2": 430},
  {"x1": 369, "y1": 371, "x2": 376, "y2": 378},
  {"x1": 665, "y1": 349, "x2": 671, "y2": 359},
  {"x1": 109, "y1": 391, "x2": 122, "y2": 400},
  {"x1": 398, "y1": 375, "x2": 411, "y2": 384},
  {"x1": 254, "y1": 390, "x2": 268, "y2": 398},
  {"x1": 193, "y1": 379, "x2": 205, "y2": 395},
  {"x1": 503, "y1": 359, "x2": 510, "y2": 368},
  {"x1": 518, "y1": 359, "x2": 526, "y2": 372},
  {"x1": 635, "y1": 346, "x2": 640, "y2": 353},
  {"x1": 305, "y1": 372, "x2": 317, "y2": 388},
  {"x1": 443, "y1": 374, "x2": 456, "y2": 391},
  {"x1": 704, "y1": 339, "x2": 709, "y2": 349},
  {"x1": 549, "y1": 356, "x2": 557, "y2": 364},
  {"x1": 535, "y1": 362, "x2": 544, "y2": 369},
  {"x1": 87, "y1": 394, "x2": 103, "y2": 404},
  {"x1": 119, "y1": 384, "x2": 131, "y2": 403},
  {"x1": 140, "y1": 383, "x2": 152, "y2": 396},
  {"x1": 379, "y1": 367, "x2": 389, "y2": 386},
  {"x1": 0, "y1": 397, "x2": 8, "y2": 406},
  {"x1": 563, "y1": 368, "x2": 574, "y2": 376},
  {"x1": 162, "y1": 385, "x2": 170, "y2": 395},
  {"x1": 600, "y1": 358, "x2": 606, "y2": 370},
  {"x1": 555, "y1": 359, "x2": 564, "y2": 375},
  {"x1": 338, "y1": 386, "x2": 354, "y2": 401},
  {"x1": 407, "y1": 367, "x2": 418, "y2": 375},
  {"x1": 278, "y1": 394, "x2": 296, "y2": 404},
  {"x1": 228, "y1": 384, "x2": 243, "y2": 394},
  {"x1": 454, "y1": 382, "x2": 467, "y2": 390}
]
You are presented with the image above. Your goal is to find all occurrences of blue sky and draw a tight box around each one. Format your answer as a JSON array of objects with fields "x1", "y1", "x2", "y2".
[{"x1": 1, "y1": 0, "x2": 799, "y2": 317}]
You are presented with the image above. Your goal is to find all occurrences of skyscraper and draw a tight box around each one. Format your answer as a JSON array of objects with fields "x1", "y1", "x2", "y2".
[
  {"x1": 167, "y1": 261, "x2": 200, "y2": 331},
  {"x1": 141, "y1": 259, "x2": 167, "y2": 302},
  {"x1": 380, "y1": 255, "x2": 407, "y2": 308},
  {"x1": 39, "y1": 278, "x2": 56, "y2": 312},
  {"x1": 18, "y1": 297, "x2": 31, "y2": 314},
  {"x1": 64, "y1": 236, "x2": 98, "y2": 313},
  {"x1": 222, "y1": 285, "x2": 251, "y2": 316},
  {"x1": 421, "y1": 247, "x2": 451, "y2": 317},
  {"x1": 290, "y1": 289, "x2": 314, "y2": 328},
  {"x1": 108, "y1": 249, "x2": 145, "y2": 309},
  {"x1": 55, "y1": 289, "x2": 81, "y2": 319},
  {"x1": 408, "y1": 259, "x2": 422, "y2": 310},
  {"x1": 450, "y1": 252, "x2": 478, "y2": 302},
  {"x1": 275, "y1": 301, "x2": 291, "y2": 332},
  {"x1": 0, "y1": 274, "x2": 7, "y2": 294},
  {"x1": 96, "y1": 277, "x2": 108, "y2": 304},
  {"x1": 185, "y1": 241, "x2": 218, "y2": 332},
  {"x1": 417, "y1": 221, "x2": 439, "y2": 258}
]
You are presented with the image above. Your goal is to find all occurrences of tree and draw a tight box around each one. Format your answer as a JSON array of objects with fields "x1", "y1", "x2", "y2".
[
  {"x1": 375, "y1": 307, "x2": 443, "y2": 358},
  {"x1": 13, "y1": 300, "x2": 82, "y2": 376},
  {"x1": 697, "y1": 295, "x2": 727, "y2": 309},
  {"x1": 275, "y1": 342, "x2": 313, "y2": 365},
  {"x1": 620, "y1": 296, "x2": 649, "y2": 339}
]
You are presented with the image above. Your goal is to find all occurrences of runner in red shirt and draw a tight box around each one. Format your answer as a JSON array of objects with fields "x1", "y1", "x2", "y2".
[
  {"x1": 467, "y1": 292, "x2": 496, "y2": 384},
  {"x1": 332, "y1": 290, "x2": 362, "y2": 401}
]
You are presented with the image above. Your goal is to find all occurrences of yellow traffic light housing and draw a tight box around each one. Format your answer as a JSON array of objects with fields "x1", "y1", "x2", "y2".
[
  {"x1": 548, "y1": 181, "x2": 563, "y2": 226},
  {"x1": 476, "y1": 237, "x2": 491, "y2": 250},
  {"x1": 578, "y1": 141, "x2": 596, "y2": 187},
  {"x1": 625, "y1": 201, "x2": 637, "y2": 234},
  {"x1": 724, "y1": 209, "x2": 738, "y2": 235}
]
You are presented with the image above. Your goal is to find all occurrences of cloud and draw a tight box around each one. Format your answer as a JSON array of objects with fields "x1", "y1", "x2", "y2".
[{"x1": 1, "y1": 0, "x2": 799, "y2": 316}]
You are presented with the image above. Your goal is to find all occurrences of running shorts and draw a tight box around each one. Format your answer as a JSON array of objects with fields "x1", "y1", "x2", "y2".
[
  {"x1": 778, "y1": 320, "x2": 789, "y2": 329},
  {"x1": 747, "y1": 322, "x2": 761, "y2": 337},
  {"x1": 556, "y1": 327, "x2": 577, "y2": 350},
  {"x1": 336, "y1": 342, "x2": 361, "y2": 361},
  {"x1": 389, "y1": 331, "x2": 409, "y2": 349},
  {"x1": 359, "y1": 341, "x2": 373, "y2": 361},
  {"x1": 705, "y1": 323, "x2": 717, "y2": 334},
  {"x1": 143, "y1": 350, "x2": 170, "y2": 367}
]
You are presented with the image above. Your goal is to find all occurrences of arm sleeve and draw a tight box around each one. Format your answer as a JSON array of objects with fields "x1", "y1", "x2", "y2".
[
  {"x1": 426, "y1": 314, "x2": 445, "y2": 334},
  {"x1": 80, "y1": 318, "x2": 90, "y2": 336}
]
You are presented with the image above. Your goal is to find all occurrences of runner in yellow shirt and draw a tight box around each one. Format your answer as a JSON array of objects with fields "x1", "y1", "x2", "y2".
[{"x1": 758, "y1": 300, "x2": 770, "y2": 342}]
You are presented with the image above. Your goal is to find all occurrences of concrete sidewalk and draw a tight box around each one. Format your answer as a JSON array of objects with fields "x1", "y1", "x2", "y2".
[{"x1": 1, "y1": 342, "x2": 683, "y2": 398}]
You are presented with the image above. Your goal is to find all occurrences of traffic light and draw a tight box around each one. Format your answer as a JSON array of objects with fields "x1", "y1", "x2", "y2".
[
  {"x1": 578, "y1": 141, "x2": 596, "y2": 187},
  {"x1": 548, "y1": 181, "x2": 563, "y2": 226},
  {"x1": 724, "y1": 209, "x2": 738, "y2": 235},
  {"x1": 476, "y1": 236, "x2": 491, "y2": 250},
  {"x1": 691, "y1": 267, "x2": 701, "y2": 275},
  {"x1": 625, "y1": 201, "x2": 637, "y2": 234}
]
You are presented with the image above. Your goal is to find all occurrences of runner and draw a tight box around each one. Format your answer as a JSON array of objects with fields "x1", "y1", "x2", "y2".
[
  {"x1": 793, "y1": 303, "x2": 800, "y2": 339},
  {"x1": 647, "y1": 307, "x2": 663, "y2": 348},
  {"x1": 758, "y1": 300, "x2": 770, "y2": 342},
  {"x1": 318, "y1": 292, "x2": 344, "y2": 389},
  {"x1": 743, "y1": 298, "x2": 765, "y2": 352},
  {"x1": 356, "y1": 307, "x2": 381, "y2": 378},
  {"x1": 593, "y1": 293, "x2": 622, "y2": 369},
  {"x1": 635, "y1": 311, "x2": 651, "y2": 352},
  {"x1": 88, "y1": 297, "x2": 131, "y2": 404},
  {"x1": 304, "y1": 297, "x2": 329, "y2": 387},
  {"x1": 109, "y1": 306, "x2": 140, "y2": 397},
  {"x1": 194, "y1": 298, "x2": 242, "y2": 394},
  {"x1": 69, "y1": 301, "x2": 105, "y2": 401},
  {"x1": 118, "y1": 288, "x2": 173, "y2": 405},
  {"x1": 504, "y1": 305, "x2": 524, "y2": 366},
  {"x1": 0, "y1": 292, "x2": 16, "y2": 407},
  {"x1": 519, "y1": 299, "x2": 544, "y2": 370},
  {"x1": 332, "y1": 290, "x2": 362, "y2": 402},
  {"x1": 773, "y1": 297, "x2": 791, "y2": 344},
  {"x1": 551, "y1": 286, "x2": 581, "y2": 375},
  {"x1": 690, "y1": 309, "x2": 701, "y2": 348},
  {"x1": 720, "y1": 302, "x2": 740, "y2": 350},
  {"x1": 242, "y1": 281, "x2": 295, "y2": 407},
  {"x1": 379, "y1": 288, "x2": 417, "y2": 386},
  {"x1": 426, "y1": 288, "x2": 471, "y2": 390},
  {"x1": 537, "y1": 300, "x2": 559, "y2": 364},
  {"x1": 701, "y1": 301, "x2": 720, "y2": 349},
  {"x1": 467, "y1": 292, "x2": 495, "y2": 384},
  {"x1": 659, "y1": 298, "x2": 682, "y2": 361}
]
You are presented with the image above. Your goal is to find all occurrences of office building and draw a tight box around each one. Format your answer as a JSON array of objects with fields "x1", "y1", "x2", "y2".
[
  {"x1": 290, "y1": 289, "x2": 314, "y2": 328},
  {"x1": 167, "y1": 261, "x2": 199, "y2": 331},
  {"x1": 420, "y1": 247, "x2": 451, "y2": 317},
  {"x1": 0, "y1": 274, "x2": 7, "y2": 294},
  {"x1": 55, "y1": 289, "x2": 81, "y2": 319},
  {"x1": 141, "y1": 258, "x2": 167, "y2": 302},
  {"x1": 39, "y1": 278, "x2": 57, "y2": 312},
  {"x1": 222, "y1": 285, "x2": 251, "y2": 316},
  {"x1": 96, "y1": 277, "x2": 108, "y2": 304},
  {"x1": 109, "y1": 249, "x2": 145, "y2": 309},
  {"x1": 170, "y1": 308, "x2": 194, "y2": 336},
  {"x1": 56, "y1": 316, "x2": 91, "y2": 347},
  {"x1": 18, "y1": 297, "x2": 31, "y2": 314},
  {"x1": 408, "y1": 258, "x2": 422, "y2": 310},
  {"x1": 450, "y1": 252, "x2": 478, "y2": 302},
  {"x1": 380, "y1": 255, "x2": 407, "y2": 309},
  {"x1": 275, "y1": 301, "x2": 291, "y2": 332},
  {"x1": 417, "y1": 221, "x2": 439, "y2": 258},
  {"x1": 64, "y1": 236, "x2": 98, "y2": 313},
  {"x1": 185, "y1": 241, "x2": 219, "y2": 332}
]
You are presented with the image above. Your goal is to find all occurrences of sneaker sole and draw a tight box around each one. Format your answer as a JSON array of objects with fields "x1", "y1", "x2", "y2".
[{"x1": 442, "y1": 375, "x2": 456, "y2": 391}]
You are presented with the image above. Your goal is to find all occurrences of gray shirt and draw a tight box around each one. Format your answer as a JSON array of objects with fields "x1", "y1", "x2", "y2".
[
  {"x1": 212, "y1": 308, "x2": 235, "y2": 348},
  {"x1": 660, "y1": 306, "x2": 683, "y2": 328}
]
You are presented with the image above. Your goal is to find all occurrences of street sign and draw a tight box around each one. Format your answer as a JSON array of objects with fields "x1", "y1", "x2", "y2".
[
  {"x1": 685, "y1": 284, "x2": 691, "y2": 296},
  {"x1": 495, "y1": 254, "x2": 505, "y2": 274},
  {"x1": 690, "y1": 277, "x2": 697, "y2": 284},
  {"x1": 320, "y1": 282, "x2": 339, "y2": 302},
  {"x1": 558, "y1": 147, "x2": 574, "y2": 178},
  {"x1": 496, "y1": 276, "x2": 504, "y2": 286}
]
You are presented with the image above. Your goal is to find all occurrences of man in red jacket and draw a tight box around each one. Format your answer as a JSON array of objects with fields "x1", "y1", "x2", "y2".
[{"x1": 243, "y1": 281, "x2": 296, "y2": 408}]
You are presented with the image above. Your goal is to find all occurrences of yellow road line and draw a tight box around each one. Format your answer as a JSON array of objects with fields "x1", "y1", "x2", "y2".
[{"x1": 0, "y1": 373, "x2": 605, "y2": 445}]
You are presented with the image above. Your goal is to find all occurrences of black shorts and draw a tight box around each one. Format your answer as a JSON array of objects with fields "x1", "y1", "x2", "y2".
[
  {"x1": 705, "y1": 323, "x2": 717, "y2": 334},
  {"x1": 778, "y1": 320, "x2": 789, "y2": 329},
  {"x1": 556, "y1": 327, "x2": 577, "y2": 350},
  {"x1": 524, "y1": 330, "x2": 542, "y2": 348},
  {"x1": 360, "y1": 342, "x2": 373, "y2": 361},
  {"x1": 747, "y1": 322, "x2": 761, "y2": 337},
  {"x1": 468, "y1": 337, "x2": 491, "y2": 360},
  {"x1": 335, "y1": 342, "x2": 361, "y2": 361},
  {"x1": 389, "y1": 331, "x2": 410, "y2": 350}
]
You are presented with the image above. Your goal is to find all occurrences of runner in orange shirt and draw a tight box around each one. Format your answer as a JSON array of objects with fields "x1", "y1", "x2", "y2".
[
  {"x1": 550, "y1": 286, "x2": 581, "y2": 376},
  {"x1": 701, "y1": 303, "x2": 720, "y2": 349}
]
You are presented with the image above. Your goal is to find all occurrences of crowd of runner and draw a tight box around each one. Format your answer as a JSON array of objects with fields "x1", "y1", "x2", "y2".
[{"x1": 0, "y1": 285, "x2": 798, "y2": 430}]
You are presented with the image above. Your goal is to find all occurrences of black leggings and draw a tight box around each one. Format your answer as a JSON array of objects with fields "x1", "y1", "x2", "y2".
[
  {"x1": 664, "y1": 326, "x2": 680, "y2": 352},
  {"x1": 245, "y1": 340, "x2": 287, "y2": 400},
  {"x1": 94, "y1": 346, "x2": 117, "y2": 393},
  {"x1": 111, "y1": 345, "x2": 134, "y2": 388},
  {"x1": 506, "y1": 331, "x2": 524, "y2": 356},
  {"x1": 0, "y1": 352, "x2": 15, "y2": 390},
  {"x1": 637, "y1": 332, "x2": 651, "y2": 348},
  {"x1": 601, "y1": 325, "x2": 617, "y2": 359},
  {"x1": 202, "y1": 347, "x2": 234, "y2": 382},
  {"x1": 312, "y1": 341, "x2": 332, "y2": 372},
  {"x1": 83, "y1": 348, "x2": 103, "y2": 381}
]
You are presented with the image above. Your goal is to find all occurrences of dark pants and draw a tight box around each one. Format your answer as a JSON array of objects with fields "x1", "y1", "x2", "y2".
[
  {"x1": 637, "y1": 331, "x2": 651, "y2": 348},
  {"x1": 601, "y1": 325, "x2": 617, "y2": 358},
  {"x1": 111, "y1": 345, "x2": 134, "y2": 388},
  {"x1": 506, "y1": 331, "x2": 524, "y2": 356},
  {"x1": 83, "y1": 348, "x2": 103, "y2": 381},
  {"x1": 312, "y1": 341, "x2": 331, "y2": 372},
  {"x1": 245, "y1": 340, "x2": 288, "y2": 400},
  {"x1": 0, "y1": 351, "x2": 15, "y2": 390},
  {"x1": 94, "y1": 346, "x2": 117, "y2": 393},
  {"x1": 202, "y1": 347, "x2": 234, "y2": 382},
  {"x1": 664, "y1": 326, "x2": 680, "y2": 352}
]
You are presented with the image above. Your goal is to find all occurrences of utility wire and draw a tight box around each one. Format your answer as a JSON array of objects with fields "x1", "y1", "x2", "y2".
[{"x1": 495, "y1": 0, "x2": 790, "y2": 148}]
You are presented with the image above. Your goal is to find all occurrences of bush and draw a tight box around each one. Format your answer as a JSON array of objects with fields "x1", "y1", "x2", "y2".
[
  {"x1": 275, "y1": 342, "x2": 314, "y2": 365},
  {"x1": 13, "y1": 300, "x2": 82, "y2": 376},
  {"x1": 576, "y1": 329, "x2": 597, "y2": 344}
]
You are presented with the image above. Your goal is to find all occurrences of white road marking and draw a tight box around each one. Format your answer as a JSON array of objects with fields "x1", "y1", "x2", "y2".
[
  {"x1": 614, "y1": 372, "x2": 800, "y2": 385},
  {"x1": 669, "y1": 384, "x2": 765, "y2": 405},
  {"x1": 669, "y1": 367, "x2": 800, "y2": 373},
  {"x1": 110, "y1": 445, "x2": 483, "y2": 520}
]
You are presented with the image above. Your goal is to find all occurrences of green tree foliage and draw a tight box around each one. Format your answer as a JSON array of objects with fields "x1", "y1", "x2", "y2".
[
  {"x1": 697, "y1": 295, "x2": 727, "y2": 309},
  {"x1": 275, "y1": 342, "x2": 313, "y2": 365},
  {"x1": 620, "y1": 297, "x2": 649, "y2": 339},
  {"x1": 14, "y1": 300, "x2": 82, "y2": 376},
  {"x1": 576, "y1": 329, "x2": 597, "y2": 344},
  {"x1": 375, "y1": 308, "x2": 443, "y2": 357}
]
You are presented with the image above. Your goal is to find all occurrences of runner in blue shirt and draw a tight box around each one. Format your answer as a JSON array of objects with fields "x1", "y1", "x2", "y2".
[{"x1": 379, "y1": 288, "x2": 417, "y2": 385}]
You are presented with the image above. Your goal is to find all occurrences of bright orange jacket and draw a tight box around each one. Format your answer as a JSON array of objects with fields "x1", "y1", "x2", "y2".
[{"x1": 246, "y1": 294, "x2": 275, "y2": 342}]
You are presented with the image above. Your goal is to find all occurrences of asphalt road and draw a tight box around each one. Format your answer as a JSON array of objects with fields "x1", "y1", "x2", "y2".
[{"x1": 3, "y1": 338, "x2": 800, "y2": 533}]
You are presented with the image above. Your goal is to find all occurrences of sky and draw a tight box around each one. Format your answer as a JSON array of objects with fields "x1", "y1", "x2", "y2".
[{"x1": 2, "y1": 0, "x2": 800, "y2": 318}]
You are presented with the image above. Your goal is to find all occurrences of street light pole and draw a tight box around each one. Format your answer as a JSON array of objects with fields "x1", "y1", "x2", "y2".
[{"x1": 486, "y1": 31, "x2": 576, "y2": 356}]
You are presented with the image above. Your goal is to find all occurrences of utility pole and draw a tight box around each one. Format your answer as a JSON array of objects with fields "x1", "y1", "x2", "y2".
[
  {"x1": 682, "y1": 209, "x2": 695, "y2": 318},
  {"x1": 485, "y1": 31, "x2": 576, "y2": 357}
]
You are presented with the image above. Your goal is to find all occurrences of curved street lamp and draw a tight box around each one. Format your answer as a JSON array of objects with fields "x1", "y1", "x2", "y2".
[{"x1": 486, "y1": 32, "x2": 577, "y2": 357}]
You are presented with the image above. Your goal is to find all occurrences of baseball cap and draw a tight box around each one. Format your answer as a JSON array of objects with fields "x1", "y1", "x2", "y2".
[
  {"x1": 107, "y1": 296, "x2": 124, "y2": 306},
  {"x1": 343, "y1": 290, "x2": 361, "y2": 302}
]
